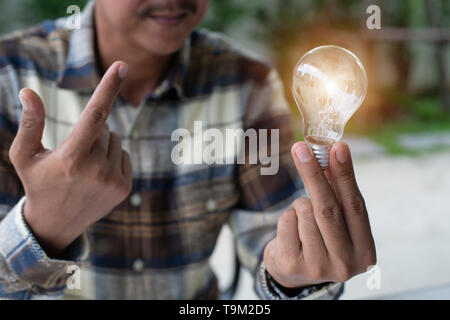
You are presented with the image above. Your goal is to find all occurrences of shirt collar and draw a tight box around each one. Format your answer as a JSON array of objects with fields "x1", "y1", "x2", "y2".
[
  {"x1": 58, "y1": 0, "x2": 190, "y2": 100},
  {"x1": 148, "y1": 36, "x2": 190, "y2": 101}
]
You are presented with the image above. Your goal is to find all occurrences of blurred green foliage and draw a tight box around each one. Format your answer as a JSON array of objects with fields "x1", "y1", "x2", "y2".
[
  {"x1": 25, "y1": 0, "x2": 88, "y2": 22},
  {"x1": 1, "y1": 0, "x2": 448, "y2": 35},
  {"x1": 0, "y1": 0, "x2": 88, "y2": 33},
  {"x1": 203, "y1": 0, "x2": 449, "y2": 37}
]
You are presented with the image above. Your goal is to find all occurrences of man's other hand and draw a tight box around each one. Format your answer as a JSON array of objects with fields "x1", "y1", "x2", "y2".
[
  {"x1": 9, "y1": 61, "x2": 132, "y2": 256},
  {"x1": 263, "y1": 142, "x2": 376, "y2": 288}
]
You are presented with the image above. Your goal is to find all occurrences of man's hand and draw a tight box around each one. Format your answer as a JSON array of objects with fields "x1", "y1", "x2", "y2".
[
  {"x1": 9, "y1": 61, "x2": 132, "y2": 256},
  {"x1": 263, "y1": 142, "x2": 376, "y2": 288}
]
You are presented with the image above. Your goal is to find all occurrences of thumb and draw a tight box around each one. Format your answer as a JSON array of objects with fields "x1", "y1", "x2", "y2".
[{"x1": 12, "y1": 88, "x2": 46, "y2": 161}]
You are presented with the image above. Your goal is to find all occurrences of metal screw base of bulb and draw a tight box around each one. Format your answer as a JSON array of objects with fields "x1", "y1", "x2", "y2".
[{"x1": 306, "y1": 141, "x2": 330, "y2": 168}]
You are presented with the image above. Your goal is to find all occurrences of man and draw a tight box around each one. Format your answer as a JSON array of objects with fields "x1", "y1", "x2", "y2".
[{"x1": 0, "y1": 0, "x2": 376, "y2": 299}]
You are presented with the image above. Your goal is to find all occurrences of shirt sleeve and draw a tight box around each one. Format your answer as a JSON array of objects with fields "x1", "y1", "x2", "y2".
[
  {"x1": 227, "y1": 68, "x2": 343, "y2": 300},
  {"x1": 255, "y1": 261, "x2": 344, "y2": 300},
  {"x1": 0, "y1": 197, "x2": 89, "y2": 299},
  {"x1": 0, "y1": 100, "x2": 89, "y2": 299}
]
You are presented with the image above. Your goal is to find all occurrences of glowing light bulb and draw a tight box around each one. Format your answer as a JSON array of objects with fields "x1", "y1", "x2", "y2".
[{"x1": 292, "y1": 45, "x2": 367, "y2": 168}]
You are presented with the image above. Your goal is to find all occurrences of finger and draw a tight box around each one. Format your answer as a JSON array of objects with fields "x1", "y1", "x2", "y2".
[
  {"x1": 90, "y1": 126, "x2": 110, "y2": 161},
  {"x1": 11, "y1": 89, "x2": 46, "y2": 162},
  {"x1": 106, "y1": 131, "x2": 121, "y2": 159},
  {"x1": 330, "y1": 143, "x2": 374, "y2": 251},
  {"x1": 91, "y1": 124, "x2": 110, "y2": 155},
  {"x1": 121, "y1": 150, "x2": 132, "y2": 180},
  {"x1": 68, "y1": 61, "x2": 127, "y2": 155},
  {"x1": 275, "y1": 209, "x2": 302, "y2": 263},
  {"x1": 291, "y1": 142, "x2": 336, "y2": 202},
  {"x1": 291, "y1": 198, "x2": 328, "y2": 264},
  {"x1": 323, "y1": 168, "x2": 335, "y2": 191},
  {"x1": 106, "y1": 131, "x2": 122, "y2": 173},
  {"x1": 322, "y1": 168, "x2": 340, "y2": 206},
  {"x1": 262, "y1": 239, "x2": 278, "y2": 278},
  {"x1": 291, "y1": 142, "x2": 352, "y2": 254}
]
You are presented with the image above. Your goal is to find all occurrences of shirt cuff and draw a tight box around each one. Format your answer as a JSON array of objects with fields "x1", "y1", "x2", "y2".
[
  {"x1": 254, "y1": 261, "x2": 344, "y2": 300},
  {"x1": 0, "y1": 197, "x2": 89, "y2": 291}
]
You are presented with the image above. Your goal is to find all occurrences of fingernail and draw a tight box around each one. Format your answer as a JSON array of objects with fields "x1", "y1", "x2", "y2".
[
  {"x1": 18, "y1": 91, "x2": 30, "y2": 112},
  {"x1": 336, "y1": 146, "x2": 348, "y2": 163},
  {"x1": 118, "y1": 63, "x2": 128, "y2": 80},
  {"x1": 295, "y1": 143, "x2": 311, "y2": 162}
]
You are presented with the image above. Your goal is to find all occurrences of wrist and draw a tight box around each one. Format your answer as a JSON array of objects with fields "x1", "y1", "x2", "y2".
[
  {"x1": 268, "y1": 273, "x2": 310, "y2": 293},
  {"x1": 258, "y1": 261, "x2": 335, "y2": 300},
  {"x1": 23, "y1": 198, "x2": 75, "y2": 257},
  {"x1": 266, "y1": 267, "x2": 322, "y2": 289},
  {"x1": 263, "y1": 253, "x2": 323, "y2": 289}
]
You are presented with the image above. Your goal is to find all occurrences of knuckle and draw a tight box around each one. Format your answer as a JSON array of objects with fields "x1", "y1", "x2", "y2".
[
  {"x1": 20, "y1": 115, "x2": 35, "y2": 129},
  {"x1": 277, "y1": 209, "x2": 295, "y2": 228},
  {"x1": 333, "y1": 261, "x2": 354, "y2": 282},
  {"x1": 337, "y1": 164, "x2": 355, "y2": 180},
  {"x1": 264, "y1": 239, "x2": 276, "y2": 260},
  {"x1": 60, "y1": 152, "x2": 80, "y2": 179},
  {"x1": 89, "y1": 108, "x2": 107, "y2": 125},
  {"x1": 8, "y1": 145, "x2": 18, "y2": 164},
  {"x1": 299, "y1": 206, "x2": 314, "y2": 220},
  {"x1": 292, "y1": 197, "x2": 307, "y2": 207},
  {"x1": 349, "y1": 196, "x2": 366, "y2": 214},
  {"x1": 292, "y1": 197, "x2": 312, "y2": 213},
  {"x1": 307, "y1": 265, "x2": 327, "y2": 281},
  {"x1": 301, "y1": 213, "x2": 317, "y2": 233},
  {"x1": 318, "y1": 201, "x2": 340, "y2": 221},
  {"x1": 91, "y1": 163, "x2": 106, "y2": 183},
  {"x1": 293, "y1": 200, "x2": 317, "y2": 232}
]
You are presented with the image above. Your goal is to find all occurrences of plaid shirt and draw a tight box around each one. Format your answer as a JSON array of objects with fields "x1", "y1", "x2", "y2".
[{"x1": 0, "y1": 1, "x2": 342, "y2": 299}]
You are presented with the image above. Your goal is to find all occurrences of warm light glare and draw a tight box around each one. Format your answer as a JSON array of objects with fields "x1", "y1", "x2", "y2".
[
  {"x1": 292, "y1": 45, "x2": 367, "y2": 167},
  {"x1": 325, "y1": 80, "x2": 339, "y2": 95}
]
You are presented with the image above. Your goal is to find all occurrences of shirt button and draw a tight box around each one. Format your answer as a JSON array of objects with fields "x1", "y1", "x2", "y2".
[
  {"x1": 130, "y1": 193, "x2": 142, "y2": 207},
  {"x1": 206, "y1": 199, "x2": 217, "y2": 211},
  {"x1": 133, "y1": 259, "x2": 144, "y2": 272}
]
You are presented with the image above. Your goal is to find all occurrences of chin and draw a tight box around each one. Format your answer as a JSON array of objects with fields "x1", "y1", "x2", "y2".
[{"x1": 141, "y1": 37, "x2": 188, "y2": 56}]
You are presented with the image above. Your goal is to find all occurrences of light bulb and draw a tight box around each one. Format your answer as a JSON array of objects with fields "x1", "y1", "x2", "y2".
[{"x1": 292, "y1": 45, "x2": 367, "y2": 168}]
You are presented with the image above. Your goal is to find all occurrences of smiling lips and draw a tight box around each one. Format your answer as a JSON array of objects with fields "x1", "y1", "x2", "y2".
[{"x1": 148, "y1": 12, "x2": 188, "y2": 26}]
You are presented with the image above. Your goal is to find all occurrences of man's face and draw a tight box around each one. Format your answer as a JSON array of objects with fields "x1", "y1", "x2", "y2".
[{"x1": 95, "y1": 0, "x2": 209, "y2": 55}]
